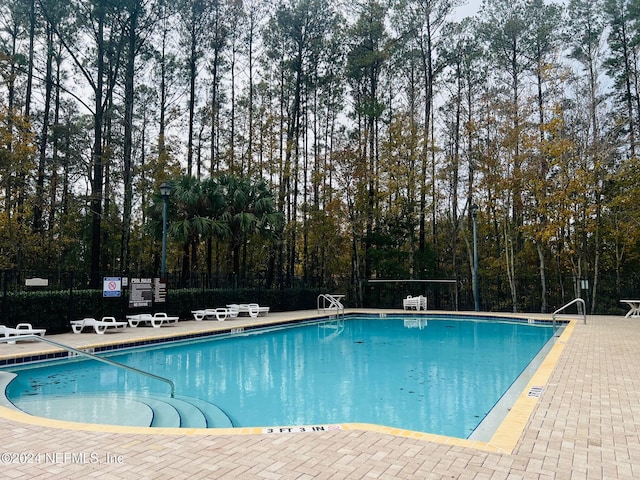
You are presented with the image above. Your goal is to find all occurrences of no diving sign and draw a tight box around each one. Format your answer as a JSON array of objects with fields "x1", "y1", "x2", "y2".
[{"x1": 103, "y1": 277, "x2": 122, "y2": 298}]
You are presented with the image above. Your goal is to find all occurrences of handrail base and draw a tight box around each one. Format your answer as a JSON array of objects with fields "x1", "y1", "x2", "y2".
[{"x1": 552, "y1": 298, "x2": 586, "y2": 328}]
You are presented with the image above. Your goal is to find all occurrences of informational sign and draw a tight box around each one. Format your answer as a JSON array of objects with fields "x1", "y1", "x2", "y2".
[
  {"x1": 25, "y1": 277, "x2": 49, "y2": 287},
  {"x1": 129, "y1": 278, "x2": 153, "y2": 308},
  {"x1": 154, "y1": 278, "x2": 167, "y2": 303},
  {"x1": 103, "y1": 277, "x2": 122, "y2": 298}
]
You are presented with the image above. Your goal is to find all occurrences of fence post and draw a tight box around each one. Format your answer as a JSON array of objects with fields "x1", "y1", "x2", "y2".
[
  {"x1": 66, "y1": 271, "x2": 74, "y2": 325},
  {"x1": 1, "y1": 270, "x2": 7, "y2": 323}
]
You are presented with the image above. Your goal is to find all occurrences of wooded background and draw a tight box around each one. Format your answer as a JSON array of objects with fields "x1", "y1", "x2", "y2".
[{"x1": 0, "y1": 0, "x2": 638, "y2": 313}]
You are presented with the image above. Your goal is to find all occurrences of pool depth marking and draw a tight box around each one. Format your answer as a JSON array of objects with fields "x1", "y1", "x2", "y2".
[
  {"x1": 527, "y1": 386, "x2": 544, "y2": 398},
  {"x1": 262, "y1": 425, "x2": 343, "y2": 434}
]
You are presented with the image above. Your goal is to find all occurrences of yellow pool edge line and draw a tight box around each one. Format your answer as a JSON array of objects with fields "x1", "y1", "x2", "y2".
[
  {"x1": 484, "y1": 319, "x2": 576, "y2": 452},
  {"x1": 0, "y1": 315, "x2": 574, "y2": 454}
]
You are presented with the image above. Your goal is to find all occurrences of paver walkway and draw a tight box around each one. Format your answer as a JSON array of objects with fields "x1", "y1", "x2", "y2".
[{"x1": 1, "y1": 313, "x2": 639, "y2": 479}]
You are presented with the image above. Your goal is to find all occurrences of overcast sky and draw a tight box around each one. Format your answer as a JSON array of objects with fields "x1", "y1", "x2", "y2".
[{"x1": 454, "y1": 0, "x2": 482, "y2": 19}]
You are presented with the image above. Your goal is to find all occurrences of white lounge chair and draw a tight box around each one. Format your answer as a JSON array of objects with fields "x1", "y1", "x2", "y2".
[
  {"x1": 192, "y1": 307, "x2": 239, "y2": 321},
  {"x1": 0, "y1": 324, "x2": 46, "y2": 344},
  {"x1": 127, "y1": 312, "x2": 179, "y2": 328},
  {"x1": 227, "y1": 304, "x2": 240, "y2": 318},
  {"x1": 71, "y1": 317, "x2": 128, "y2": 334},
  {"x1": 231, "y1": 304, "x2": 270, "y2": 318},
  {"x1": 211, "y1": 308, "x2": 230, "y2": 321},
  {"x1": 192, "y1": 309, "x2": 211, "y2": 321}
]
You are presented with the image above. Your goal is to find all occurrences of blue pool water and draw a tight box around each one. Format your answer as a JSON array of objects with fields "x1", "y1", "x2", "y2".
[{"x1": 3, "y1": 316, "x2": 555, "y2": 438}]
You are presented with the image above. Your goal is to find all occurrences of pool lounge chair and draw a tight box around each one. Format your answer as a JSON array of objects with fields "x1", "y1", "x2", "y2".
[
  {"x1": 209, "y1": 307, "x2": 235, "y2": 321},
  {"x1": 229, "y1": 303, "x2": 270, "y2": 318},
  {"x1": 227, "y1": 304, "x2": 240, "y2": 318},
  {"x1": 127, "y1": 312, "x2": 179, "y2": 328},
  {"x1": 192, "y1": 309, "x2": 212, "y2": 321},
  {"x1": 70, "y1": 317, "x2": 128, "y2": 334},
  {"x1": 192, "y1": 308, "x2": 233, "y2": 321},
  {"x1": 0, "y1": 324, "x2": 46, "y2": 344}
]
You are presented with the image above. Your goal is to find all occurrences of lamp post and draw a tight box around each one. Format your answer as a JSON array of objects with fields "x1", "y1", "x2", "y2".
[
  {"x1": 471, "y1": 203, "x2": 479, "y2": 312},
  {"x1": 159, "y1": 181, "x2": 171, "y2": 278}
]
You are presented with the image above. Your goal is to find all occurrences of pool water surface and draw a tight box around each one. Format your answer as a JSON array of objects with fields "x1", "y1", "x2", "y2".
[{"x1": 2, "y1": 316, "x2": 555, "y2": 438}]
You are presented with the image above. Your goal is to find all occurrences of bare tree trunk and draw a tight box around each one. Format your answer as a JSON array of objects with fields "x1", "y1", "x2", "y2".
[
  {"x1": 89, "y1": 6, "x2": 106, "y2": 287},
  {"x1": 33, "y1": 24, "x2": 55, "y2": 234},
  {"x1": 536, "y1": 241, "x2": 547, "y2": 313},
  {"x1": 505, "y1": 222, "x2": 518, "y2": 312},
  {"x1": 121, "y1": 3, "x2": 139, "y2": 275},
  {"x1": 24, "y1": 0, "x2": 35, "y2": 118}
]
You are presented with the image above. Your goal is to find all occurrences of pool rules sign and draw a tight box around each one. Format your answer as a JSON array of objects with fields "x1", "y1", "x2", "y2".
[{"x1": 127, "y1": 277, "x2": 167, "y2": 308}]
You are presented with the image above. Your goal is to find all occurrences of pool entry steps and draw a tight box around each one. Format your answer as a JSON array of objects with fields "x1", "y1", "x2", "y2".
[
  {"x1": 141, "y1": 394, "x2": 233, "y2": 427},
  {"x1": 0, "y1": 373, "x2": 233, "y2": 428},
  {"x1": 0, "y1": 336, "x2": 234, "y2": 429}
]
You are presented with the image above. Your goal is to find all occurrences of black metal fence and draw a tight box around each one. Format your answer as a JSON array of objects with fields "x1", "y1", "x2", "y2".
[{"x1": 0, "y1": 269, "x2": 637, "y2": 333}]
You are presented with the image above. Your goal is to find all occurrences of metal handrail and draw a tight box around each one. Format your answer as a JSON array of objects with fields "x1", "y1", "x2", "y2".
[
  {"x1": 0, "y1": 335, "x2": 175, "y2": 397},
  {"x1": 552, "y1": 298, "x2": 586, "y2": 328},
  {"x1": 317, "y1": 294, "x2": 345, "y2": 316}
]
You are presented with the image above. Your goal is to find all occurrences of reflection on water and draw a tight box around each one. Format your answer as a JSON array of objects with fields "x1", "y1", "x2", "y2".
[
  {"x1": 403, "y1": 318, "x2": 428, "y2": 329},
  {"x1": 318, "y1": 319, "x2": 344, "y2": 341}
]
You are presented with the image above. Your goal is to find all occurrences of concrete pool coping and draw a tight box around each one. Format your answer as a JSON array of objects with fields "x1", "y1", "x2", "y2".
[{"x1": 3, "y1": 309, "x2": 637, "y2": 478}]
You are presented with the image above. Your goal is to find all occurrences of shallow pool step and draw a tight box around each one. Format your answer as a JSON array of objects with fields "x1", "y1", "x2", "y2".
[
  {"x1": 175, "y1": 395, "x2": 233, "y2": 428},
  {"x1": 143, "y1": 395, "x2": 207, "y2": 428},
  {"x1": 139, "y1": 396, "x2": 181, "y2": 428},
  {"x1": 140, "y1": 395, "x2": 233, "y2": 428}
]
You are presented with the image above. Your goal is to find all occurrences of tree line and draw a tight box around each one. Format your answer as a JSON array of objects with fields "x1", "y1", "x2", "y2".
[{"x1": 0, "y1": 0, "x2": 638, "y2": 312}]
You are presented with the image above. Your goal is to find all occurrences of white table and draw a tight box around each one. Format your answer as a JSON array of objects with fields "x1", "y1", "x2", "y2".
[
  {"x1": 403, "y1": 295, "x2": 427, "y2": 310},
  {"x1": 620, "y1": 300, "x2": 640, "y2": 318}
]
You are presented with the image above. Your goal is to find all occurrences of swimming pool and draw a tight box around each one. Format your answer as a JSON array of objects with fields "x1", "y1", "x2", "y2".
[{"x1": 1, "y1": 315, "x2": 556, "y2": 438}]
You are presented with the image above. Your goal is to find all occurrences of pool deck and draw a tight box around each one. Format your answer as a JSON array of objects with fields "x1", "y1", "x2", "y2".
[{"x1": 1, "y1": 309, "x2": 639, "y2": 479}]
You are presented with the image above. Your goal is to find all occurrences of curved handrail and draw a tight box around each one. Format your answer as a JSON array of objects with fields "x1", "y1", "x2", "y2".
[
  {"x1": 317, "y1": 294, "x2": 345, "y2": 316},
  {"x1": 0, "y1": 335, "x2": 175, "y2": 397},
  {"x1": 552, "y1": 298, "x2": 586, "y2": 328}
]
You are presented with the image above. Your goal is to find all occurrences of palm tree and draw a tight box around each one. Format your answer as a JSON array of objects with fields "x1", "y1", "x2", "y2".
[
  {"x1": 169, "y1": 175, "x2": 226, "y2": 285},
  {"x1": 218, "y1": 174, "x2": 284, "y2": 280}
]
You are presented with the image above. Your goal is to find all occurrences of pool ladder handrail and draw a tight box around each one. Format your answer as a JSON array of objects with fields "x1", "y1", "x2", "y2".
[
  {"x1": 0, "y1": 335, "x2": 176, "y2": 397},
  {"x1": 317, "y1": 294, "x2": 345, "y2": 317},
  {"x1": 552, "y1": 298, "x2": 586, "y2": 328}
]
